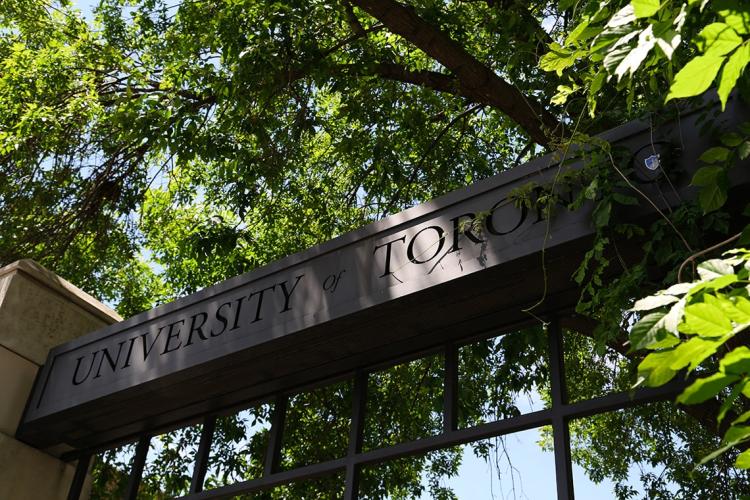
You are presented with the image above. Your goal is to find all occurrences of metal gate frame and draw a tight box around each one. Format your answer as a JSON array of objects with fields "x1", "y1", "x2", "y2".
[{"x1": 65, "y1": 317, "x2": 685, "y2": 500}]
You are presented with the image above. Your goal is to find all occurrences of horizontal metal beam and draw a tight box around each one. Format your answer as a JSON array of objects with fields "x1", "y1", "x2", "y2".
[
  {"x1": 562, "y1": 378, "x2": 689, "y2": 420},
  {"x1": 181, "y1": 458, "x2": 348, "y2": 499},
  {"x1": 175, "y1": 378, "x2": 686, "y2": 499}
]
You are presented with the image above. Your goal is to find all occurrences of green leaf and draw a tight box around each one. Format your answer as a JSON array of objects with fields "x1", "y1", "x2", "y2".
[
  {"x1": 592, "y1": 200, "x2": 611, "y2": 227},
  {"x1": 698, "y1": 148, "x2": 731, "y2": 163},
  {"x1": 736, "y1": 449, "x2": 750, "y2": 468},
  {"x1": 566, "y1": 21, "x2": 601, "y2": 45},
  {"x1": 589, "y1": 70, "x2": 606, "y2": 94},
  {"x1": 696, "y1": 23, "x2": 742, "y2": 56},
  {"x1": 631, "y1": 294, "x2": 679, "y2": 311},
  {"x1": 734, "y1": 296, "x2": 750, "y2": 317},
  {"x1": 655, "y1": 29, "x2": 681, "y2": 59},
  {"x1": 584, "y1": 178, "x2": 598, "y2": 200},
  {"x1": 739, "y1": 141, "x2": 750, "y2": 160},
  {"x1": 734, "y1": 410, "x2": 750, "y2": 425},
  {"x1": 540, "y1": 43, "x2": 582, "y2": 74},
  {"x1": 614, "y1": 26, "x2": 657, "y2": 79},
  {"x1": 648, "y1": 333, "x2": 681, "y2": 350},
  {"x1": 666, "y1": 54, "x2": 726, "y2": 102},
  {"x1": 631, "y1": 0, "x2": 660, "y2": 19},
  {"x1": 703, "y1": 274, "x2": 739, "y2": 291},
  {"x1": 696, "y1": 259, "x2": 735, "y2": 280},
  {"x1": 718, "y1": 42, "x2": 750, "y2": 109},
  {"x1": 699, "y1": 179, "x2": 729, "y2": 213},
  {"x1": 724, "y1": 424, "x2": 750, "y2": 445},
  {"x1": 720, "y1": 346, "x2": 750, "y2": 375},
  {"x1": 630, "y1": 311, "x2": 667, "y2": 350},
  {"x1": 664, "y1": 282, "x2": 694, "y2": 296},
  {"x1": 699, "y1": 425, "x2": 750, "y2": 465},
  {"x1": 668, "y1": 335, "x2": 730, "y2": 372},
  {"x1": 679, "y1": 302, "x2": 733, "y2": 337},
  {"x1": 691, "y1": 166, "x2": 729, "y2": 213},
  {"x1": 551, "y1": 84, "x2": 579, "y2": 105},
  {"x1": 559, "y1": 0, "x2": 577, "y2": 10},
  {"x1": 637, "y1": 349, "x2": 678, "y2": 386},
  {"x1": 721, "y1": 132, "x2": 745, "y2": 147},
  {"x1": 717, "y1": 3, "x2": 750, "y2": 35},
  {"x1": 612, "y1": 192, "x2": 639, "y2": 205},
  {"x1": 677, "y1": 372, "x2": 740, "y2": 404},
  {"x1": 718, "y1": 379, "x2": 746, "y2": 424},
  {"x1": 706, "y1": 292, "x2": 750, "y2": 323}
]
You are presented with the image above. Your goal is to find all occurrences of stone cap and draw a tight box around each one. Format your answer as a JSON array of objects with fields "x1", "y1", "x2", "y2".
[{"x1": 0, "y1": 260, "x2": 122, "y2": 365}]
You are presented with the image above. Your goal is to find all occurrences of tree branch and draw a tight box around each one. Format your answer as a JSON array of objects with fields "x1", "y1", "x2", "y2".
[
  {"x1": 372, "y1": 63, "x2": 459, "y2": 94},
  {"x1": 349, "y1": 0, "x2": 561, "y2": 147}
]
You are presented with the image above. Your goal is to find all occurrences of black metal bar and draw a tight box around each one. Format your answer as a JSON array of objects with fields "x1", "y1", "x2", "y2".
[
  {"x1": 177, "y1": 409, "x2": 551, "y2": 500},
  {"x1": 125, "y1": 435, "x2": 150, "y2": 500},
  {"x1": 548, "y1": 318, "x2": 574, "y2": 500},
  {"x1": 182, "y1": 457, "x2": 348, "y2": 500},
  {"x1": 548, "y1": 319, "x2": 568, "y2": 409},
  {"x1": 190, "y1": 415, "x2": 217, "y2": 494},
  {"x1": 563, "y1": 378, "x2": 689, "y2": 419},
  {"x1": 264, "y1": 394, "x2": 287, "y2": 476},
  {"x1": 443, "y1": 343, "x2": 459, "y2": 434},
  {"x1": 173, "y1": 374, "x2": 687, "y2": 500},
  {"x1": 355, "y1": 408, "x2": 553, "y2": 467},
  {"x1": 552, "y1": 415, "x2": 574, "y2": 500},
  {"x1": 344, "y1": 372, "x2": 368, "y2": 500},
  {"x1": 66, "y1": 452, "x2": 92, "y2": 500}
]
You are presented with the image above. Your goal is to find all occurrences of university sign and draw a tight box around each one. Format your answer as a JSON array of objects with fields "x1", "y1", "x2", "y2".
[
  {"x1": 26, "y1": 182, "x2": 540, "y2": 421},
  {"x1": 19, "y1": 99, "x2": 750, "y2": 451},
  {"x1": 68, "y1": 197, "x2": 529, "y2": 388}
]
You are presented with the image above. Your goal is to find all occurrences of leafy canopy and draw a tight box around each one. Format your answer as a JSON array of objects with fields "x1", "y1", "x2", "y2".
[{"x1": 4, "y1": 0, "x2": 750, "y2": 497}]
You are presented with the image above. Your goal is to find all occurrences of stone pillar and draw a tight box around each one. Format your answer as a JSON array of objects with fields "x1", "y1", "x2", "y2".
[{"x1": 0, "y1": 259, "x2": 122, "y2": 500}]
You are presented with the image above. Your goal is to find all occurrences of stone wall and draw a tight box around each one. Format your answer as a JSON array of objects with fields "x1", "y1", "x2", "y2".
[{"x1": 0, "y1": 260, "x2": 121, "y2": 500}]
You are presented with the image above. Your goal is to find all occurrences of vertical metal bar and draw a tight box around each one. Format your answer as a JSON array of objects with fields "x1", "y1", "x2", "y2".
[
  {"x1": 548, "y1": 318, "x2": 574, "y2": 500},
  {"x1": 549, "y1": 318, "x2": 569, "y2": 408},
  {"x1": 189, "y1": 415, "x2": 217, "y2": 494},
  {"x1": 264, "y1": 394, "x2": 288, "y2": 477},
  {"x1": 66, "y1": 452, "x2": 92, "y2": 500},
  {"x1": 443, "y1": 343, "x2": 459, "y2": 434},
  {"x1": 344, "y1": 372, "x2": 368, "y2": 500},
  {"x1": 125, "y1": 435, "x2": 150, "y2": 500},
  {"x1": 552, "y1": 416, "x2": 574, "y2": 500}
]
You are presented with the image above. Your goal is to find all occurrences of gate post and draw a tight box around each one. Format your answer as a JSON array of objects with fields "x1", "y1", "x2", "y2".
[{"x1": 0, "y1": 260, "x2": 121, "y2": 500}]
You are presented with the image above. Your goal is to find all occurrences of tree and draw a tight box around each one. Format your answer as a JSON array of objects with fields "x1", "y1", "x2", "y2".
[{"x1": 3, "y1": 0, "x2": 750, "y2": 498}]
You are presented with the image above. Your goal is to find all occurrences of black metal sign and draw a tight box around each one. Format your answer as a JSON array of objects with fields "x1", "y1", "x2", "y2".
[
  {"x1": 26, "y1": 165, "x2": 573, "y2": 421},
  {"x1": 19, "y1": 99, "x2": 749, "y2": 451}
]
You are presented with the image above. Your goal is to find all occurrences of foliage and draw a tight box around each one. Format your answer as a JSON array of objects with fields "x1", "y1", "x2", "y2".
[
  {"x1": 542, "y1": 1, "x2": 750, "y2": 113},
  {"x1": 4, "y1": 0, "x2": 750, "y2": 497},
  {"x1": 630, "y1": 249, "x2": 750, "y2": 469},
  {"x1": 564, "y1": 330, "x2": 749, "y2": 498}
]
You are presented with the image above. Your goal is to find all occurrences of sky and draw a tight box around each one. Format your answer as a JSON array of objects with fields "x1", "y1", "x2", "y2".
[{"x1": 67, "y1": 1, "x2": 663, "y2": 498}]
